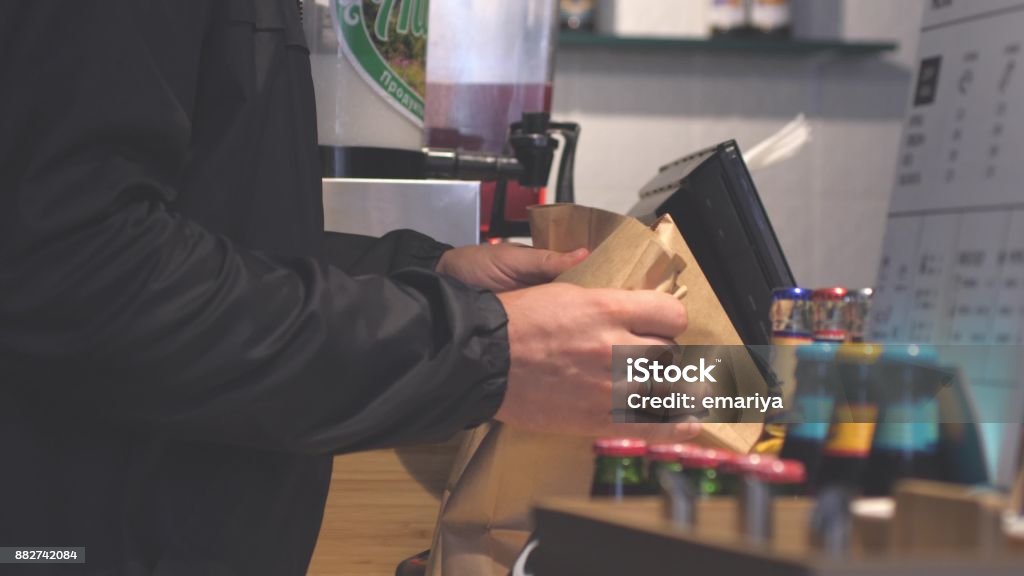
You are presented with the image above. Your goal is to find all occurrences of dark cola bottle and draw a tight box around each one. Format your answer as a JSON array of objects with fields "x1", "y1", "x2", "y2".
[
  {"x1": 778, "y1": 342, "x2": 840, "y2": 494},
  {"x1": 863, "y1": 345, "x2": 945, "y2": 496},
  {"x1": 816, "y1": 343, "x2": 884, "y2": 492}
]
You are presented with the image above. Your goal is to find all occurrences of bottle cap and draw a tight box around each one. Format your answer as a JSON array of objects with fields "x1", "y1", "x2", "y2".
[
  {"x1": 812, "y1": 287, "x2": 848, "y2": 301},
  {"x1": 594, "y1": 438, "x2": 647, "y2": 457},
  {"x1": 880, "y1": 343, "x2": 939, "y2": 366},
  {"x1": 772, "y1": 287, "x2": 812, "y2": 301},
  {"x1": 836, "y1": 342, "x2": 883, "y2": 365},
  {"x1": 737, "y1": 455, "x2": 806, "y2": 484},
  {"x1": 812, "y1": 287, "x2": 849, "y2": 341},
  {"x1": 680, "y1": 448, "x2": 736, "y2": 470},
  {"x1": 797, "y1": 341, "x2": 838, "y2": 362},
  {"x1": 647, "y1": 443, "x2": 703, "y2": 462},
  {"x1": 845, "y1": 288, "x2": 874, "y2": 303}
]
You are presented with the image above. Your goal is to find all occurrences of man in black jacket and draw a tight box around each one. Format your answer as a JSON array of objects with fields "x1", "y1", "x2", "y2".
[{"x1": 0, "y1": 1, "x2": 693, "y2": 574}]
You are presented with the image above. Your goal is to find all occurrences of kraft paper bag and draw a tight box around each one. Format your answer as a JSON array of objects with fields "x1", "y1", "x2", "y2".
[{"x1": 427, "y1": 204, "x2": 765, "y2": 576}]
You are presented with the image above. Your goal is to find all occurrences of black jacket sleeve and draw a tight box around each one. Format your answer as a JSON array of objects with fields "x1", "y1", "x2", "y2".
[
  {"x1": 322, "y1": 229, "x2": 454, "y2": 277},
  {"x1": 0, "y1": 1, "x2": 508, "y2": 454}
]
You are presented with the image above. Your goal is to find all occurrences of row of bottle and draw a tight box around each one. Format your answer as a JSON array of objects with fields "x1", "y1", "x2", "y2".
[
  {"x1": 711, "y1": 0, "x2": 792, "y2": 38},
  {"x1": 591, "y1": 439, "x2": 805, "y2": 498},
  {"x1": 767, "y1": 284, "x2": 951, "y2": 496},
  {"x1": 771, "y1": 286, "x2": 874, "y2": 345},
  {"x1": 591, "y1": 439, "x2": 806, "y2": 542},
  {"x1": 507, "y1": 440, "x2": 805, "y2": 574},
  {"x1": 776, "y1": 342, "x2": 950, "y2": 497}
]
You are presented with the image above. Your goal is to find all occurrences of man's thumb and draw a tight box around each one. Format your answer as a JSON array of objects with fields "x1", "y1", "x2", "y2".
[{"x1": 541, "y1": 248, "x2": 588, "y2": 278}]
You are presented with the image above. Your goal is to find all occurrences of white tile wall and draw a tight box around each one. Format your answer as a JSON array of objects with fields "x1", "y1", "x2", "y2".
[{"x1": 552, "y1": 0, "x2": 925, "y2": 288}]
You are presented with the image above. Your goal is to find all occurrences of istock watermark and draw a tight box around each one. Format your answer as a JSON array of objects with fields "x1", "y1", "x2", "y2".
[
  {"x1": 622, "y1": 354, "x2": 781, "y2": 414},
  {"x1": 626, "y1": 357, "x2": 719, "y2": 384},
  {"x1": 612, "y1": 345, "x2": 786, "y2": 423}
]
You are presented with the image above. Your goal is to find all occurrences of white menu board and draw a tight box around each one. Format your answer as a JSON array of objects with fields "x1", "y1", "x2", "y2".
[{"x1": 870, "y1": 0, "x2": 1024, "y2": 486}]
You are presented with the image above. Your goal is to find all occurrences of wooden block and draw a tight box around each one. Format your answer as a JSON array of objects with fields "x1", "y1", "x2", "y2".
[
  {"x1": 890, "y1": 479, "x2": 1008, "y2": 554},
  {"x1": 1006, "y1": 516, "x2": 1024, "y2": 555}
]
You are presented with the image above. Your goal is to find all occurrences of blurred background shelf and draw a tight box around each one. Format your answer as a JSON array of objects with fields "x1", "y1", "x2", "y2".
[{"x1": 558, "y1": 31, "x2": 898, "y2": 56}]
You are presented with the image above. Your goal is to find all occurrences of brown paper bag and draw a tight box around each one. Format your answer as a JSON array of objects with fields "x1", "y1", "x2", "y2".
[{"x1": 427, "y1": 205, "x2": 765, "y2": 576}]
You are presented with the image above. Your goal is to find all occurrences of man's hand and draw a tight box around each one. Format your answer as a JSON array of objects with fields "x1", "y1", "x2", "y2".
[
  {"x1": 494, "y1": 283, "x2": 700, "y2": 443},
  {"x1": 436, "y1": 244, "x2": 588, "y2": 292}
]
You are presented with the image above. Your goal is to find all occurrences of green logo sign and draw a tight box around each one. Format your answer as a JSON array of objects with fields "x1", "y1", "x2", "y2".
[{"x1": 334, "y1": 0, "x2": 428, "y2": 125}]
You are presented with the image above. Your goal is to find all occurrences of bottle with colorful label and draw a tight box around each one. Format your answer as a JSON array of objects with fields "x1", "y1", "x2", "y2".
[
  {"x1": 771, "y1": 287, "x2": 814, "y2": 345},
  {"x1": 816, "y1": 343, "x2": 884, "y2": 492},
  {"x1": 844, "y1": 288, "x2": 874, "y2": 343},
  {"x1": 779, "y1": 342, "x2": 840, "y2": 494},
  {"x1": 863, "y1": 345, "x2": 945, "y2": 496},
  {"x1": 752, "y1": 288, "x2": 815, "y2": 456},
  {"x1": 764, "y1": 286, "x2": 814, "y2": 448},
  {"x1": 812, "y1": 287, "x2": 849, "y2": 343}
]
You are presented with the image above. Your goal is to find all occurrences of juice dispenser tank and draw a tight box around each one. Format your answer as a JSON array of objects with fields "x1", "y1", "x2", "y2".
[{"x1": 426, "y1": 1, "x2": 559, "y2": 237}]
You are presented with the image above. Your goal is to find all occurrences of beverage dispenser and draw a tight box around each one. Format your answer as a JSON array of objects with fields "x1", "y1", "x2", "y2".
[
  {"x1": 303, "y1": 0, "x2": 428, "y2": 161},
  {"x1": 426, "y1": 0, "x2": 565, "y2": 238},
  {"x1": 305, "y1": 0, "x2": 579, "y2": 246}
]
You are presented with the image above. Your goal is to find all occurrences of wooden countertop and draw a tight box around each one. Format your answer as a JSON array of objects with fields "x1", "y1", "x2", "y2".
[{"x1": 307, "y1": 437, "x2": 462, "y2": 575}]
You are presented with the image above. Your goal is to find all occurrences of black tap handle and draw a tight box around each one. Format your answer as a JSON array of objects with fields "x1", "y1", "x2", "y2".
[{"x1": 548, "y1": 122, "x2": 580, "y2": 204}]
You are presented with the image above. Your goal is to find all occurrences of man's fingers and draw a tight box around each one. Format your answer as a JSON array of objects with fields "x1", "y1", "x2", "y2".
[{"x1": 615, "y1": 290, "x2": 688, "y2": 339}]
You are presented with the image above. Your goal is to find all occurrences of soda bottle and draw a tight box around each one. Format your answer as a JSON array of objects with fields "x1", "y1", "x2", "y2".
[
  {"x1": 591, "y1": 438, "x2": 650, "y2": 499},
  {"x1": 646, "y1": 443, "x2": 700, "y2": 493},
  {"x1": 681, "y1": 448, "x2": 738, "y2": 498},
  {"x1": 778, "y1": 342, "x2": 840, "y2": 494},
  {"x1": 844, "y1": 288, "x2": 874, "y2": 343},
  {"x1": 808, "y1": 486, "x2": 853, "y2": 558},
  {"x1": 812, "y1": 287, "x2": 849, "y2": 343},
  {"x1": 735, "y1": 455, "x2": 806, "y2": 543},
  {"x1": 759, "y1": 287, "x2": 815, "y2": 454},
  {"x1": 771, "y1": 287, "x2": 814, "y2": 344},
  {"x1": 863, "y1": 345, "x2": 944, "y2": 496},
  {"x1": 816, "y1": 343, "x2": 883, "y2": 492}
]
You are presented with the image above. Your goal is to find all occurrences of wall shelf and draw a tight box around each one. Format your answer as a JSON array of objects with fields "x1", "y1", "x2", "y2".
[{"x1": 558, "y1": 31, "x2": 898, "y2": 56}]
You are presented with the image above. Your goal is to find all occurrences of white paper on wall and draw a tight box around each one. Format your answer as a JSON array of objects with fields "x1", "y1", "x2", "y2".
[{"x1": 870, "y1": 0, "x2": 1024, "y2": 486}]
